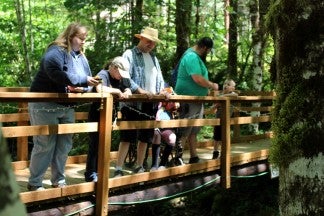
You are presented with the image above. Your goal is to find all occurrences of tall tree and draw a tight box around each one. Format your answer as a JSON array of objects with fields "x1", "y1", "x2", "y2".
[
  {"x1": 223, "y1": 0, "x2": 230, "y2": 45},
  {"x1": 194, "y1": 0, "x2": 200, "y2": 38},
  {"x1": 227, "y1": 0, "x2": 238, "y2": 79},
  {"x1": 249, "y1": 0, "x2": 270, "y2": 91},
  {"x1": 92, "y1": 1, "x2": 111, "y2": 71},
  {"x1": 14, "y1": 0, "x2": 31, "y2": 83},
  {"x1": 268, "y1": 0, "x2": 324, "y2": 215},
  {"x1": 175, "y1": 0, "x2": 191, "y2": 64},
  {"x1": 131, "y1": 0, "x2": 144, "y2": 45},
  {"x1": 248, "y1": 0, "x2": 267, "y2": 134},
  {"x1": 250, "y1": 0, "x2": 263, "y2": 92}
]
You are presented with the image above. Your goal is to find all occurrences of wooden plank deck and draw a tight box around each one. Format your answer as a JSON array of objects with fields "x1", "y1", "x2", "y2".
[{"x1": 15, "y1": 138, "x2": 271, "y2": 194}]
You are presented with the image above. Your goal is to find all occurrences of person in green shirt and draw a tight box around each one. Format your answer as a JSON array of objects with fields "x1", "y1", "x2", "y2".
[{"x1": 175, "y1": 37, "x2": 219, "y2": 164}]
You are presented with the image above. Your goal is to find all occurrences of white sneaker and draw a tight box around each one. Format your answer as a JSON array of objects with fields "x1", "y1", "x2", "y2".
[
  {"x1": 150, "y1": 166, "x2": 158, "y2": 171},
  {"x1": 158, "y1": 166, "x2": 166, "y2": 170},
  {"x1": 134, "y1": 166, "x2": 145, "y2": 173},
  {"x1": 27, "y1": 184, "x2": 45, "y2": 191}
]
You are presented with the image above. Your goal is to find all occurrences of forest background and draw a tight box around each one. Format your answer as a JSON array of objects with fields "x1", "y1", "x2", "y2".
[
  {"x1": 1, "y1": 0, "x2": 274, "y2": 91},
  {"x1": 1, "y1": 0, "x2": 276, "y2": 153},
  {"x1": 1, "y1": 0, "x2": 279, "y2": 215}
]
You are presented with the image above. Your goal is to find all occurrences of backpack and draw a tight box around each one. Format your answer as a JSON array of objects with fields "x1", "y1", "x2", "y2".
[
  {"x1": 170, "y1": 51, "x2": 186, "y2": 88},
  {"x1": 170, "y1": 62, "x2": 180, "y2": 88}
]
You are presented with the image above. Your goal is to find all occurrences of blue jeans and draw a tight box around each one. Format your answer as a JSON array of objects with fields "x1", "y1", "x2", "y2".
[{"x1": 28, "y1": 102, "x2": 74, "y2": 186}]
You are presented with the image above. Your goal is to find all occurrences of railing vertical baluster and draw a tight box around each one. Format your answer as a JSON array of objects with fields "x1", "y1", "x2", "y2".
[
  {"x1": 17, "y1": 102, "x2": 28, "y2": 161},
  {"x1": 233, "y1": 101, "x2": 241, "y2": 141},
  {"x1": 96, "y1": 93, "x2": 114, "y2": 216},
  {"x1": 221, "y1": 98, "x2": 231, "y2": 188}
]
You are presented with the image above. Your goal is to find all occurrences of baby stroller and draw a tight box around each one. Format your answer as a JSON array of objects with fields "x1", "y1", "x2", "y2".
[
  {"x1": 124, "y1": 87, "x2": 185, "y2": 169},
  {"x1": 153, "y1": 88, "x2": 184, "y2": 168}
]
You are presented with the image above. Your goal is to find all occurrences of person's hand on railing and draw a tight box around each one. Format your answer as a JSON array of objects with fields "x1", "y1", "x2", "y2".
[
  {"x1": 159, "y1": 89, "x2": 171, "y2": 100},
  {"x1": 143, "y1": 91, "x2": 154, "y2": 99},
  {"x1": 67, "y1": 86, "x2": 88, "y2": 93},
  {"x1": 211, "y1": 82, "x2": 219, "y2": 91},
  {"x1": 135, "y1": 87, "x2": 154, "y2": 99},
  {"x1": 121, "y1": 88, "x2": 132, "y2": 99},
  {"x1": 117, "y1": 90, "x2": 133, "y2": 99}
]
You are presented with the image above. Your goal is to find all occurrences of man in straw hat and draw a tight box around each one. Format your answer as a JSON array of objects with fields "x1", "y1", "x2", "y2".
[
  {"x1": 114, "y1": 27, "x2": 167, "y2": 176},
  {"x1": 84, "y1": 56, "x2": 132, "y2": 182}
]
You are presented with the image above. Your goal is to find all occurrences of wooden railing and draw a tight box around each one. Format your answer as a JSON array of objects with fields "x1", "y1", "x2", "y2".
[{"x1": 0, "y1": 87, "x2": 275, "y2": 215}]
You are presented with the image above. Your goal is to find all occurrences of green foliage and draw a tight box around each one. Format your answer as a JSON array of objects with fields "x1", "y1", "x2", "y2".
[
  {"x1": 69, "y1": 133, "x2": 89, "y2": 156},
  {"x1": 0, "y1": 0, "x2": 275, "y2": 89},
  {"x1": 197, "y1": 126, "x2": 214, "y2": 141},
  {"x1": 69, "y1": 131, "x2": 120, "y2": 156},
  {"x1": 0, "y1": 0, "x2": 70, "y2": 86}
]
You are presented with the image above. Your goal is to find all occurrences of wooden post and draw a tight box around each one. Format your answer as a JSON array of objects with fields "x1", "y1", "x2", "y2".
[
  {"x1": 220, "y1": 98, "x2": 231, "y2": 188},
  {"x1": 96, "y1": 94, "x2": 113, "y2": 216},
  {"x1": 17, "y1": 102, "x2": 29, "y2": 161},
  {"x1": 232, "y1": 102, "x2": 240, "y2": 142}
]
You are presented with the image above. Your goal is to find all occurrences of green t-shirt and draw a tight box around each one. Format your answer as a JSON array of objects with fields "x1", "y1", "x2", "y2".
[{"x1": 175, "y1": 48, "x2": 209, "y2": 96}]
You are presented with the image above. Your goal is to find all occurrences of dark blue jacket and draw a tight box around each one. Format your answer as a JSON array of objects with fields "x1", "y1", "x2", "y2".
[{"x1": 30, "y1": 45, "x2": 91, "y2": 93}]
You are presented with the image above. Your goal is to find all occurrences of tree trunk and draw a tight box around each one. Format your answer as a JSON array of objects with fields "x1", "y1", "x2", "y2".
[
  {"x1": 227, "y1": 0, "x2": 238, "y2": 79},
  {"x1": 249, "y1": 0, "x2": 263, "y2": 134},
  {"x1": 132, "y1": 0, "x2": 144, "y2": 45},
  {"x1": 175, "y1": 0, "x2": 191, "y2": 65},
  {"x1": 14, "y1": 0, "x2": 31, "y2": 83},
  {"x1": 0, "y1": 124, "x2": 27, "y2": 216},
  {"x1": 224, "y1": 0, "x2": 230, "y2": 45},
  {"x1": 194, "y1": 0, "x2": 200, "y2": 38},
  {"x1": 269, "y1": 0, "x2": 324, "y2": 215},
  {"x1": 250, "y1": 0, "x2": 263, "y2": 92}
]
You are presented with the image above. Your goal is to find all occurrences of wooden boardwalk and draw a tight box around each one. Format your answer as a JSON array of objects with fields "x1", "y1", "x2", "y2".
[
  {"x1": 15, "y1": 138, "x2": 271, "y2": 193},
  {"x1": 18, "y1": 139, "x2": 271, "y2": 215},
  {"x1": 1, "y1": 88, "x2": 275, "y2": 215}
]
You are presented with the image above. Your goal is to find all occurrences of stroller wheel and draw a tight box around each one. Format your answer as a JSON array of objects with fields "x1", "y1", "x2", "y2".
[
  {"x1": 177, "y1": 158, "x2": 184, "y2": 165},
  {"x1": 173, "y1": 157, "x2": 184, "y2": 166}
]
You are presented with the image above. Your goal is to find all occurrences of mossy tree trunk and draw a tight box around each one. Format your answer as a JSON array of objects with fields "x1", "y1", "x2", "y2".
[
  {"x1": 0, "y1": 124, "x2": 27, "y2": 216},
  {"x1": 268, "y1": 0, "x2": 324, "y2": 215}
]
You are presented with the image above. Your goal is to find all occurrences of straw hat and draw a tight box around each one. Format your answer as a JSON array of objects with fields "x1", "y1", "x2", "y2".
[
  {"x1": 135, "y1": 27, "x2": 161, "y2": 43},
  {"x1": 111, "y1": 57, "x2": 130, "y2": 79}
]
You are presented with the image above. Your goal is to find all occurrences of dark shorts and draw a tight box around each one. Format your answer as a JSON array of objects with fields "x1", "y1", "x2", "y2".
[
  {"x1": 213, "y1": 105, "x2": 234, "y2": 141},
  {"x1": 213, "y1": 125, "x2": 222, "y2": 141},
  {"x1": 178, "y1": 103, "x2": 204, "y2": 136},
  {"x1": 120, "y1": 102, "x2": 157, "y2": 143}
]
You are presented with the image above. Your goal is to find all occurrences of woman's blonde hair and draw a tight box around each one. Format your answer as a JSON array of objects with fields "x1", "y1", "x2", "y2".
[{"x1": 48, "y1": 22, "x2": 88, "y2": 53}]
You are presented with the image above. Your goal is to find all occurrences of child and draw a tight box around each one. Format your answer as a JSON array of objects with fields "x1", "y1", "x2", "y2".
[
  {"x1": 150, "y1": 87, "x2": 179, "y2": 170},
  {"x1": 85, "y1": 56, "x2": 132, "y2": 182},
  {"x1": 212, "y1": 79, "x2": 238, "y2": 159}
]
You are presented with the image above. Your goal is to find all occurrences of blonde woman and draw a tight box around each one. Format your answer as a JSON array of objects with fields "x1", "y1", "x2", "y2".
[{"x1": 28, "y1": 23, "x2": 99, "y2": 190}]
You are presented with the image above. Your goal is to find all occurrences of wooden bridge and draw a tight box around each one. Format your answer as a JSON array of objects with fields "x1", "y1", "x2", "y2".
[{"x1": 0, "y1": 87, "x2": 275, "y2": 215}]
